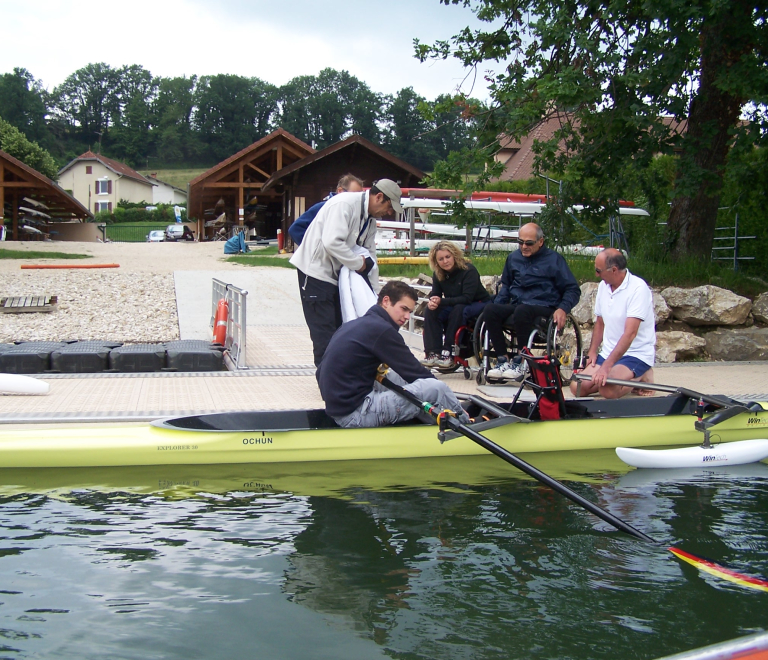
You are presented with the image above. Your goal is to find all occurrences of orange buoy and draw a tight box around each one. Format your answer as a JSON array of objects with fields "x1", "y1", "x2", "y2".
[{"x1": 213, "y1": 299, "x2": 229, "y2": 344}]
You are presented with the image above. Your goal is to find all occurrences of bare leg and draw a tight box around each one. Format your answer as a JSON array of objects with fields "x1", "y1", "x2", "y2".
[
  {"x1": 598, "y1": 364, "x2": 635, "y2": 399},
  {"x1": 631, "y1": 368, "x2": 655, "y2": 396},
  {"x1": 570, "y1": 364, "x2": 600, "y2": 396}
]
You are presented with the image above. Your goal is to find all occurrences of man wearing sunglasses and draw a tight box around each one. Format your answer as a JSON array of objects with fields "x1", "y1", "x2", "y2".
[
  {"x1": 570, "y1": 248, "x2": 655, "y2": 398},
  {"x1": 485, "y1": 222, "x2": 580, "y2": 381}
]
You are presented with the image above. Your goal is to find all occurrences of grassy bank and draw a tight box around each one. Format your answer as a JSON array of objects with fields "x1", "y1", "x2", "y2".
[
  {"x1": 226, "y1": 247, "x2": 767, "y2": 298},
  {"x1": 0, "y1": 249, "x2": 90, "y2": 260},
  {"x1": 379, "y1": 253, "x2": 767, "y2": 298},
  {"x1": 225, "y1": 246, "x2": 295, "y2": 268}
]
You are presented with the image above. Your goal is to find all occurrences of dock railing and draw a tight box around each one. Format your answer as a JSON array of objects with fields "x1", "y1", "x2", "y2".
[{"x1": 211, "y1": 278, "x2": 248, "y2": 370}]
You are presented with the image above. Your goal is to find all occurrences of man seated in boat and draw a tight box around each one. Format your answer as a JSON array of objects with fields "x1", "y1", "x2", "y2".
[
  {"x1": 570, "y1": 248, "x2": 655, "y2": 399},
  {"x1": 316, "y1": 280, "x2": 471, "y2": 428},
  {"x1": 485, "y1": 222, "x2": 581, "y2": 381}
]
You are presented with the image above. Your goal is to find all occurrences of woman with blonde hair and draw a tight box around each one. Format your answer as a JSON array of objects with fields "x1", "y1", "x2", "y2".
[{"x1": 421, "y1": 241, "x2": 490, "y2": 368}]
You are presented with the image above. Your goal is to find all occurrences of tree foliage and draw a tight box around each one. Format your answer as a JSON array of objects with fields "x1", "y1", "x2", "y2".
[
  {"x1": 0, "y1": 64, "x2": 477, "y2": 173},
  {"x1": 0, "y1": 68, "x2": 51, "y2": 147},
  {"x1": 279, "y1": 68, "x2": 381, "y2": 148},
  {"x1": 415, "y1": 0, "x2": 768, "y2": 260},
  {"x1": 193, "y1": 74, "x2": 279, "y2": 161},
  {"x1": 0, "y1": 115, "x2": 58, "y2": 178}
]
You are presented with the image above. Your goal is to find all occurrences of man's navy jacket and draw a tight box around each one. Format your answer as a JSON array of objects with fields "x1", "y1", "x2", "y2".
[
  {"x1": 495, "y1": 246, "x2": 580, "y2": 312},
  {"x1": 316, "y1": 304, "x2": 434, "y2": 417}
]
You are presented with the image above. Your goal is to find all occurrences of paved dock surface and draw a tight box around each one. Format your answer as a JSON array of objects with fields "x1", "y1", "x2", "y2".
[{"x1": 1, "y1": 268, "x2": 767, "y2": 422}]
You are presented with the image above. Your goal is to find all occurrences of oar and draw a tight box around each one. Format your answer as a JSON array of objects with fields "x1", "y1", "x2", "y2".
[
  {"x1": 378, "y1": 375, "x2": 768, "y2": 592},
  {"x1": 378, "y1": 375, "x2": 655, "y2": 542}
]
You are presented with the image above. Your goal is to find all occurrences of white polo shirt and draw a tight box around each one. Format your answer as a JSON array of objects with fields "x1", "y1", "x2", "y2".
[{"x1": 594, "y1": 270, "x2": 655, "y2": 365}]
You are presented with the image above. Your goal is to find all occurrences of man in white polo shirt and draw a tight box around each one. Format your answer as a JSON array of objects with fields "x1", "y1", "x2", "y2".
[{"x1": 571, "y1": 248, "x2": 655, "y2": 398}]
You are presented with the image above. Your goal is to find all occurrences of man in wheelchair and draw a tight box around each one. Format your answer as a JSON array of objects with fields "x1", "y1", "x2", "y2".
[{"x1": 484, "y1": 222, "x2": 581, "y2": 381}]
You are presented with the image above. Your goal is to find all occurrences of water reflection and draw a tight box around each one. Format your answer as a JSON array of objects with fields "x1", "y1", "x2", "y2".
[{"x1": 0, "y1": 456, "x2": 765, "y2": 659}]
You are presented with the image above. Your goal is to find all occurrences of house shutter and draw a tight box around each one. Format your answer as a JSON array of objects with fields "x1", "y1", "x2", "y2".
[
  {"x1": 107, "y1": 180, "x2": 112, "y2": 194},
  {"x1": 108, "y1": 202, "x2": 112, "y2": 212}
]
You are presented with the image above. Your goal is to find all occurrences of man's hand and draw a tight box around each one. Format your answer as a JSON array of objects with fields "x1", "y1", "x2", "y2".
[
  {"x1": 592, "y1": 361, "x2": 613, "y2": 387},
  {"x1": 427, "y1": 296, "x2": 441, "y2": 311},
  {"x1": 553, "y1": 308, "x2": 567, "y2": 330},
  {"x1": 357, "y1": 256, "x2": 375, "y2": 276}
]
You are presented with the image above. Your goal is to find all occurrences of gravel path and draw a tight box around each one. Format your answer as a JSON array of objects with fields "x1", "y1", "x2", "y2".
[{"x1": 0, "y1": 241, "x2": 258, "y2": 343}]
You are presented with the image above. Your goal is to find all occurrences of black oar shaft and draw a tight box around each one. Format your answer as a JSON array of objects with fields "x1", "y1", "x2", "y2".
[
  {"x1": 454, "y1": 420, "x2": 656, "y2": 543},
  {"x1": 380, "y1": 376, "x2": 656, "y2": 544}
]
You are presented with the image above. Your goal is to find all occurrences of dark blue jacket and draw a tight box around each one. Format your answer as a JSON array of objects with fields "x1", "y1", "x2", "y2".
[
  {"x1": 287, "y1": 201, "x2": 325, "y2": 245},
  {"x1": 317, "y1": 305, "x2": 434, "y2": 417},
  {"x1": 495, "y1": 246, "x2": 580, "y2": 312}
]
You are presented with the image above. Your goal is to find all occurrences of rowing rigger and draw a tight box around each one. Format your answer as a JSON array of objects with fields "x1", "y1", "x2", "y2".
[{"x1": 572, "y1": 373, "x2": 768, "y2": 468}]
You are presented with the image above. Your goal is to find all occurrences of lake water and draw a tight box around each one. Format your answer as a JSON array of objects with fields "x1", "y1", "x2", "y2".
[{"x1": 1, "y1": 452, "x2": 766, "y2": 659}]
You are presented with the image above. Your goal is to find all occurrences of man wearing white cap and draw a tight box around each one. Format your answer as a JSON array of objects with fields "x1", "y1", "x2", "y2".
[{"x1": 290, "y1": 178, "x2": 403, "y2": 367}]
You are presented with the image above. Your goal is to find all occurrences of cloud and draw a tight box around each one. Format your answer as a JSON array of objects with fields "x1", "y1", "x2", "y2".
[{"x1": 1, "y1": 0, "x2": 492, "y2": 100}]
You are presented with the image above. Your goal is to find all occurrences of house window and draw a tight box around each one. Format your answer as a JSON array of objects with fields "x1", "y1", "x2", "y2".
[
  {"x1": 95, "y1": 201, "x2": 112, "y2": 212},
  {"x1": 96, "y1": 179, "x2": 111, "y2": 194},
  {"x1": 86, "y1": 166, "x2": 92, "y2": 174}
]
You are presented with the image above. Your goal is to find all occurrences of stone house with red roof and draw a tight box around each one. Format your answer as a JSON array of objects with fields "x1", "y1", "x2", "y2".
[{"x1": 57, "y1": 151, "x2": 154, "y2": 214}]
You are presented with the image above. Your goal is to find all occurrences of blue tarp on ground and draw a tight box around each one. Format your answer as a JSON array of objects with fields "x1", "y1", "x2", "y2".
[{"x1": 223, "y1": 232, "x2": 250, "y2": 254}]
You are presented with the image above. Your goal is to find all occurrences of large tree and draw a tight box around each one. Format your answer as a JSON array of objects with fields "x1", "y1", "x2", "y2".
[
  {"x1": 52, "y1": 63, "x2": 123, "y2": 149},
  {"x1": 0, "y1": 68, "x2": 51, "y2": 148},
  {"x1": 193, "y1": 74, "x2": 279, "y2": 161},
  {"x1": 382, "y1": 87, "x2": 437, "y2": 171},
  {"x1": 416, "y1": 0, "x2": 768, "y2": 259},
  {"x1": 279, "y1": 68, "x2": 382, "y2": 148},
  {"x1": 0, "y1": 116, "x2": 58, "y2": 178}
]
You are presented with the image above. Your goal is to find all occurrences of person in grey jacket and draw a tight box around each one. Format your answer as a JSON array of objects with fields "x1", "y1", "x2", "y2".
[
  {"x1": 317, "y1": 280, "x2": 470, "y2": 428},
  {"x1": 290, "y1": 179, "x2": 402, "y2": 367}
]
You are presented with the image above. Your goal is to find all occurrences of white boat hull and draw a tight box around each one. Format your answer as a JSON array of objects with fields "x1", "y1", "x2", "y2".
[
  {"x1": 0, "y1": 374, "x2": 50, "y2": 395},
  {"x1": 616, "y1": 439, "x2": 768, "y2": 469}
]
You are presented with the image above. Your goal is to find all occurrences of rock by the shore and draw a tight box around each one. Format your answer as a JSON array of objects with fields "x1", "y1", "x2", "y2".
[
  {"x1": 652, "y1": 291, "x2": 671, "y2": 325},
  {"x1": 661, "y1": 285, "x2": 752, "y2": 326},
  {"x1": 655, "y1": 331, "x2": 707, "y2": 363},
  {"x1": 570, "y1": 282, "x2": 599, "y2": 325},
  {"x1": 754, "y1": 292, "x2": 768, "y2": 324},
  {"x1": 704, "y1": 327, "x2": 768, "y2": 361}
]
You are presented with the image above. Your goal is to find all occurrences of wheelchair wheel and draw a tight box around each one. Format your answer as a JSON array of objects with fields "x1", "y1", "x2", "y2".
[
  {"x1": 546, "y1": 314, "x2": 582, "y2": 383},
  {"x1": 472, "y1": 316, "x2": 514, "y2": 374},
  {"x1": 471, "y1": 316, "x2": 487, "y2": 366}
]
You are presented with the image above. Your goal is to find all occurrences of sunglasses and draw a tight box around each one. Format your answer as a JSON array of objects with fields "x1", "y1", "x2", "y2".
[
  {"x1": 595, "y1": 266, "x2": 614, "y2": 274},
  {"x1": 517, "y1": 239, "x2": 538, "y2": 246}
]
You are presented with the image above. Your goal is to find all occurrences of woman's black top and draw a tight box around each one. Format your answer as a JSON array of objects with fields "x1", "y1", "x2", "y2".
[{"x1": 428, "y1": 263, "x2": 490, "y2": 306}]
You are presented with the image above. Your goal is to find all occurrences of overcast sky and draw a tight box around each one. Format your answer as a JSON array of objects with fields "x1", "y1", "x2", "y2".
[{"x1": 1, "y1": 0, "x2": 495, "y2": 100}]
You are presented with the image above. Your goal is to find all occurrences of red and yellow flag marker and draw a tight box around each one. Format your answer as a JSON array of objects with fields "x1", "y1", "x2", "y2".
[{"x1": 669, "y1": 547, "x2": 768, "y2": 593}]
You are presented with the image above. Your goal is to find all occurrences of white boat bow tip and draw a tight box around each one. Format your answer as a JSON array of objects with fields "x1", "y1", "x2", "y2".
[{"x1": 0, "y1": 374, "x2": 50, "y2": 395}]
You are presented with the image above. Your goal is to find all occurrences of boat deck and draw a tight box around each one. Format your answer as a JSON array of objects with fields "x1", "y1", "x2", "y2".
[{"x1": 1, "y1": 345, "x2": 767, "y2": 424}]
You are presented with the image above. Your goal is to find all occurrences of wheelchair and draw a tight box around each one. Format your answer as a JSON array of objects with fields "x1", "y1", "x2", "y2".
[
  {"x1": 471, "y1": 310, "x2": 582, "y2": 386},
  {"x1": 431, "y1": 317, "x2": 480, "y2": 380}
]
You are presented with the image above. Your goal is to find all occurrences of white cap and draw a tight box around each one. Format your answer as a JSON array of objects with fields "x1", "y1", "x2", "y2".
[{"x1": 373, "y1": 179, "x2": 403, "y2": 214}]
